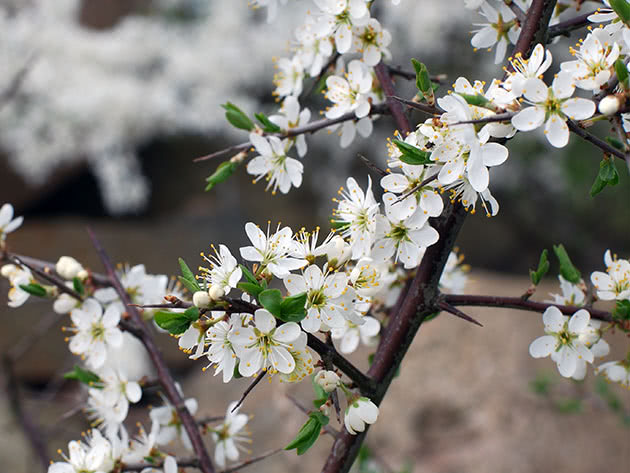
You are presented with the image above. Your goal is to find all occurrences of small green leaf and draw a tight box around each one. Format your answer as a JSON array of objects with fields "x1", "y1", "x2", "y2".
[
  {"x1": 611, "y1": 0, "x2": 630, "y2": 25},
  {"x1": 178, "y1": 258, "x2": 201, "y2": 293},
  {"x1": 280, "y1": 292, "x2": 307, "y2": 322},
  {"x1": 259, "y1": 289, "x2": 283, "y2": 317},
  {"x1": 309, "y1": 410, "x2": 329, "y2": 426},
  {"x1": 590, "y1": 175, "x2": 608, "y2": 197},
  {"x1": 411, "y1": 59, "x2": 431, "y2": 93},
  {"x1": 19, "y1": 283, "x2": 47, "y2": 297},
  {"x1": 285, "y1": 412, "x2": 328, "y2": 455},
  {"x1": 392, "y1": 139, "x2": 432, "y2": 165},
  {"x1": 72, "y1": 277, "x2": 84, "y2": 295},
  {"x1": 205, "y1": 161, "x2": 239, "y2": 192},
  {"x1": 458, "y1": 93, "x2": 490, "y2": 107},
  {"x1": 222, "y1": 102, "x2": 254, "y2": 130},
  {"x1": 239, "y1": 265, "x2": 258, "y2": 285},
  {"x1": 63, "y1": 365, "x2": 101, "y2": 386},
  {"x1": 605, "y1": 136, "x2": 625, "y2": 150},
  {"x1": 553, "y1": 244, "x2": 581, "y2": 284},
  {"x1": 183, "y1": 306, "x2": 200, "y2": 321},
  {"x1": 530, "y1": 249, "x2": 550, "y2": 285},
  {"x1": 613, "y1": 300, "x2": 630, "y2": 321},
  {"x1": 233, "y1": 362, "x2": 242, "y2": 379},
  {"x1": 599, "y1": 158, "x2": 619, "y2": 185},
  {"x1": 154, "y1": 310, "x2": 195, "y2": 335},
  {"x1": 237, "y1": 282, "x2": 264, "y2": 299},
  {"x1": 255, "y1": 113, "x2": 282, "y2": 133}
]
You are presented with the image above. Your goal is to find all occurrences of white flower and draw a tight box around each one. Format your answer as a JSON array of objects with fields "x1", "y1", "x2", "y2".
[
  {"x1": 273, "y1": 56, "x2": 304, "y2": 98},
  {"x1": 380, "y1": 164, "x2": 443, "y2": 222},
  {"x1": 0, "y1": 203, "x2": 23, "y2": 246},
  {"x1": 92, "y1": 366, "x2": 142, "y2": 413},
  {"x1": 597, "y1": 360, "x2": 630, "y2": 387},
  {"x1": 122, "y1": 422, "x2": 158, "y2": 464},
  {"x1": 230, "y1": 308, "x2": 302, "y2": 376},
  {"x1": 335, "y1": 116, "x2": 374, "y2": 148},
  {"x1": 54, "y1": 292, "x2": 81, "y2": 314},
  {"x1": 511, "y1": 73, "x2": 595, "y2": 148},
  {"x1": 200, "y1": 244, "x2": 242, "y2": 295},
  {"x1": 211, "y1": 401, "x2": 250, "y2": 469},
  {"x1": 278, "y1": 332, "x2": 314, "y2": 383},
  {"x1": 471, "y1": 1, "x2": 520, "y2": 64},
  {"x1": 269, "y1": 96, "x2": 311, "y2": 157},
  {"x1": 324, "y1": 60, "x2": 373, "y2": 119},
  {"x1": 349, "y1": 257, "x2": 384, "y2": 299},
  {"x1": 331, "y1": 316, "x2": 380, "y2": 354},
  {"x1": 344, "y1": 396, "x2": 379, "y2": 435},
  {"x1": 546, "y1": 275, "x2": 585, "y2": 306},
  {"x1": 204, "y1": 313, "x2": 240, "y2": 383},
  {"x1": 284, "y1": 264, "x2": 360, "y2": 333},
  {"x1": 239, "y1": 222, "x2": 307, "y2": 278},
  {"x1": 55, "y1": 256, "x2": 85, "y2": 281},
  {"x1": 94, "y1": 264, "x2": 168, "y2": 309},
  {"x1": 86, "y1": 388, "x2": 127, "y2": 438},
  {"x1": 529, "y1": 306, "x2": 595, "y2": 378},
  {"x1": 150, "y1": 395, "x2": 198, "y2": 451},
  {"x1": 560, "y1": 29, "x2": 620, "y2": 91},
  {"x1": 439, "y1": 251, "x2": 469, "y2": 293},
  {"x1": 352, "y1": 18, "x2": 392, "y2": 66},
  {"x1": 503, "y1": 43, "x2": 553, "y2": 98},
  {"x1": 313, "y1": 0, "x2": 370, "y2": 54},
  {"x1": 333, "y1": 176, "x2": 380, "y2": 259},
  {"x1": 192, "y1": 291, "x2": 211, "y2": 309},
  {"x1": 140, "y1": 456, "x2": 178, "y2": 473},
  {"x1": 68, "y1": 299, "x2": 123, "y2": 369},
  {"x1": 6, "y1": 266, "x2": 34, "y2": 308},
  {"x1": 371, "y1": 193, "x2": 439, "y2": 269},
  {"x1": 295, "y1": 15, "x2": 334, "y2": 76},
  {"x1": 246, "y1": 133, "x2": 304, "y2": 194},
  {"x1": 315, "y1": 370, "x2": 340, "y2": 392},
  {"x1": 48, "y1": 430, "x2": 112, "y2": 473},
  {"x1": 591, "y1": 249, "x2": 630, "y2": 300},
  {"x1": 443, "y1": 175, "x2": 500, "y2": 216}
]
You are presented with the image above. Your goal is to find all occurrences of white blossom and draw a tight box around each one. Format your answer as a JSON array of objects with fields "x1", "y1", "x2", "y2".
[
  {"x1": 597, "y1": 360, "x2": 630, "y2": 387},
  {"x1": 546, "y1": 275, "x2": 585, "y2": 306},
  {"x1": 200, "y1": 244, "x2": 243, "y2": 296},
  {"x1": 344, "y1": 396, "x2": 379, "y2": 435},
  {"x1": 48, "y1": 430, "x2": 113, "y2": 473},
  {"x1": 150, "y1": 394, "x2": 199, "y2": 451},
  {"x1": 0, "y1": 203, "x2": 23, "y2": 246},
  {"x1": 324, "y1": 60, "x2": 373, "y2": 119},
  {"x1": 591, "y1": 249, "x2": 630, "y2": 301},
  {"x1": 247, "y1": 133, "x2": 304, "y2": 194},
  {"x1": 471, "y1": 1, "x2": 520, "y2": 64},
  {"x1": 211, "y1": 401, "x2": 250, "y2": 469},
  {"x1": 331, "y1": 316, "x2": 380, "y2": 354},
  {"x1": 269, "y1": 96, "x2": 311, "y2": 157}
]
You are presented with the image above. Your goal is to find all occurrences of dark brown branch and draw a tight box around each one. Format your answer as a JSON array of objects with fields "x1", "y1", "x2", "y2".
[
  {"x1": 504, "y1": 0, "x2": 527, "y2": 23},
  {"x1": 231, "y1": 370, "x2": 267, "y2": 413},
  {"x1": 450, "y1": 111, "x2": 515, "y2": 126},
  {"x1": 122, "y1": 457, "x2": 200, "y2": 472},
  {"x1": 387, "y1": 95, "x2": 440, "y2": 116},
  {"x1": 193, "y1": 104, "x2": 390, "y2": 163},
  {"x1": 509, "y1": 0, "x2": 558, "y2": 70},
  {"x1": 567, "y1": 119, "x2": 627, "y2": 162},
  {"x1": 358, "y1": 154, "x2": 387, "y2": 177},
  {"x1": 220, "y1": 448, "x2": 285, "y2": 473},
  {"x1": 547, "y1": 11, "x2": 595, "y2": 39},
  {"x1": 375, "y1": 63, "x2": 412, "y2": 135},
  {"x1": 11, "y1": 256, "x2": 84, "y2": 302},
  {"x1": 442, "y1": 294, "x2": 613, "y2": 322},
  {"x1": 437, "y1": 301, "x2": 483, "y2": 327},
  {"x1": 307, "y1": 333, "x2": 375, "y2": 398},
  {"x1": 86, "y1": 228, "x2": 215, "y2": 473}
]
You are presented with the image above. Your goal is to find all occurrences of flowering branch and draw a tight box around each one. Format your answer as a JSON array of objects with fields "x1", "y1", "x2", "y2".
[
  {"x1": 86, "y1": 228, "x2": 216, "y2": 473},
  {"x1": 442, "y1": 293, "x2": 613, "y2": 322},
  {"x1": 193, "y1": 103, "x2": 390, "y2": 163}
]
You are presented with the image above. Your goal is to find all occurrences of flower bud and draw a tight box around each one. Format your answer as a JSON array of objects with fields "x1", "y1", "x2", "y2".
[
  {"x1": 53, "y1": 293, "x2": 79, "y2": 314},
  {"x1": 55, "y1": 256, "x2": 84, "y2": 280},
  {"x1": 598, "y1": 95, "x2": 621, "y2": 116},
  {"x1": 1, "y1": 264, "x2": 18, "y2": 279},
  {"x1": 77, "y1": 269, "x2": 89, "y2": 281},
  {"x1": 192, "y1": 290, "x2": 211, "y2": 308},
  {"x1": 344, "y1": 397, "x2": 379, "y2": 435},
  {"x1": 208, "y1": 285, "x2": 225, "y2": 301},
  {"x1": 315, "y1": 370, "x2": 340, "y2": 392},
  {"x1": 325, "y1": 236, "x2": 351, "y2": 268}
]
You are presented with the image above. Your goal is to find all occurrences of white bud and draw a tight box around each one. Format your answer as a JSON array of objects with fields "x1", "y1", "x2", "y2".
[
  {"x1": 208, "y1": 285, "x2": 225, "y2": 301},
  {"x1": 1, "y1": 264, "x2": 18, "y2": 279},
  {"x1": 315, "y1": 370, "x2": 340, "y2": 392},
  {"x1": 192, "y1": 290, "x2": 211, "y2": 308},
  {"x1": 53, "y1": 293, "x2": 78, "y2": 314},
  {"x1": 77, "y1": 269, "x2": 89, "y2": 281},
  {"x1": 598, "y1": 95, "x2": 620, "y2": 116},
  {"x1": 55, "y1": 256, "x2": 84, "y2": 280}
]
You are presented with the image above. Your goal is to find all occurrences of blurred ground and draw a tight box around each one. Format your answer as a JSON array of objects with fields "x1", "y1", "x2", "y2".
[{"x1": 1, "y1": 223, "x2": 629, "y2": 472}]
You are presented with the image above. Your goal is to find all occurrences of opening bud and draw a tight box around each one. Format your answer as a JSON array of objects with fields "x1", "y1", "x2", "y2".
[
  {"x1": 208, "y1": 284, "x2": 225, "y2": 301},
  {"x1": 315, "y1": 370, "x2": 340, "y2": 392},
  {"x1": 598, "y1": 95, "x2": 621, "y2": 116},
  {"x1": 55, "y1": 256, "x2": 85, "y2": 280},
  {"x1": 193, "y1": 290, "x2": 211, "y2": 308}
]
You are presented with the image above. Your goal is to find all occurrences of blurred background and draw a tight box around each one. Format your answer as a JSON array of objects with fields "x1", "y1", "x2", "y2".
[{"x1": 0, "y1": 1, "x2": 629, "y2": 472}]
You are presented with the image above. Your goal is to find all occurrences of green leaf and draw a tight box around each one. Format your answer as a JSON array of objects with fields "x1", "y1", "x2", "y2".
[
  {"x1": 411, "y1": 59, "x2": 431, "y2": 93},
  {"x1": 237, "y1": 282, "x2": 264, "y2": 299},
  {"x1": 458, "y1": 93, "x2": 490, "y2": 107},
  {"x1": 330, "y1": 220, "x2": 350, "y2": 231},
  {"x1": 284, "y1": 412, "x2": 328, "y2": 455},
  {"x1": 259, "y1": 289, "x2": 283, "y2": 317},
  {"x1": 392, "y1": 139, "x2": 432, "y2": 165},
  {"x1": 280, "y1": 292, "x2": 307, "y2": 322},
  {"x1": 205, "y1": 161, "x2": 239, "y2": 192},
  {"x1": 613, "y1": 299, "x2": 630, "y2": 321},
  {"x1": 178, "y1": 258, "x2": 201, "y2": 293},
  {"x1": 590, "y1": 175, "x2": 608, "y2": 197},
  {"x1": 154, "y1": 310, "x2": 196, "y2": 335},
  {"x1": 255, "y1": 113, "x2": 282, "y2": 133},
  {"x1": 599, "y1": 158, "x2": 619, "y2": 185},
  {"x1": 63, "y1": 365, "x2": 101, "y2": 386},
  {"x1": 605, "y1": 136, "x2": 625, "y2": 150},
  {"x1": 183, "y1": 306, "x2": 200, "y2": 321},
  {"x1": 529, "y1": 249, "x2": 549, "y2": 285},
  {"x1": 222, "y1": 102, "x2": 254, "y2": 130},
  {"x1": 239, "y1": 264, "x2": 258, "y2": 285},
  {"x1": 611, "y1": 0, "x2": 630, "y2": 25},
  {"x1": 553, "y1": 244, "x2": 581, "y2": 284},
  {"x1": 72, "y1": 277, "x2": 84, "y2": 295},
  {"x1": 18, "y1": 283, "x2": 47, "y2": 297}
]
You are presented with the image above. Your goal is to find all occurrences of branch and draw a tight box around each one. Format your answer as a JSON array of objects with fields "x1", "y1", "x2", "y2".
[
  {"x1": 567, "y1": 119, "x2": 627, "y2": 162},
  {"x1": 442, "y1": 294, "x2": 613, "y2": 322},
  {"x1": 509, "y1": 0, "x2": 558, "y2": 69},
  {"x1": 220, "y1": 449, "x2": 285, "y2": 473},
  {"x1": 193, "y1": 104, "x2": 390, "y2": 163},
  {"x1": 387, "y1": 95, "x2": 441, "y2": 116},
  {"x1": 547, "y1": 11, "x2": 595, "y2": 39},
  {"x1": 86, "y1": 228, "x2": 215, "y2": 473},
  {"x1": 122, "y1": 457, "x2": 200, "y2": 472},
  {"x1": 374, "y1": 63, "x2": 412, "y2": 135},
  {"x1": 504, "y1": 0, "x2": 527, "y2": 23},
  {"x1": 306, "y1": 333, "x2": 375, "y2": 398},
  {"x1": 231, "y1": 370, "x2": 267, "y2": 412},
  {"x1": 11, "y1": 256, "x2": 84, "y2": 302}
]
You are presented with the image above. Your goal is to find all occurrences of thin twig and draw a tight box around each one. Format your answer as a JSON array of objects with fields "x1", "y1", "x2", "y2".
[
  {"x1": 357, "y1": 154, "x2": 387, "y2": 177},
  {"x1": 449, "y1": 111, "x2": 515, "y2": 126},
  {"x1": 504, "y1": 0, "x2": 527, "y2": 23},
  {"x1": 442, "y1": 294, "x2": 613, "y2": 322},
  {"x1": 437, "y1": 301, "x2": 483, "y2": 327},
  {"x1": 220, "y1": 448, "x2": 285, "y2": 473},
  {"x1": 387, "y1": 95, "x2": 441, "y2": 115},
  {"x1": 86, "y1": 228, "x2": 216, "y2": 473},
  {"x1": 12, "y1": 256, "x2": 84, "y2": 302},
  {"x1": 547, "y1": 11, "x2": 596, "y2": 39},
  {"x1": 231, "y1": 370, "x2": 267, "y2": 413},
  {"x1": 122, "y1": 457, "x2": 200, "y2": 472},
  {"x1": 194, "y1": 104, "x2": 390, "y2": 163},
  {"x1": 393, "y1": 173, "x2": 439, "y2": 204},
  {"x1": 287, "y1": 395, "x2": 340, "y2": 437},
  {"x1": 567, "y1": 119, "x2": 627, "y2": 162}
]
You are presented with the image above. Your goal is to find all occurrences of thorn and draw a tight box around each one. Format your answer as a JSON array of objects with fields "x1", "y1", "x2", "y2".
[{"x1": 437, "y1": 301, "x2": 483, "y2": 327}]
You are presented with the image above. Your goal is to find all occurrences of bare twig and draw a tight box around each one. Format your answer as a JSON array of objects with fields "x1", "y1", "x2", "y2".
[
  {"x1": 86, "y1": 228, "x2": 215, "y2": 473},
  {"x1": 567, "y1": 119, "x2": 627, "y2": 162},
  {"x1": 375, "y1": 63, "x2": 412, "y2": 135},
  {"x1": 387, "y1": 95, "x2": 441, "y2": 115},
  {"x1": 357, "y1": 154, "x2": 387, "y2": 177},
  {"x1": 231, "y1": 370, "x2": 267, "y2": 413},
  {"x1": 220, "y1": 448, "x2": 285, "y2": 473}
]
